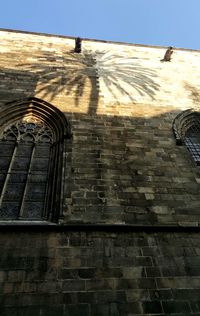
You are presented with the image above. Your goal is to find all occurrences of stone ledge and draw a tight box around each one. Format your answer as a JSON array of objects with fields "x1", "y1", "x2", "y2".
[{"x1": 0, "y1": 222, "x2": 200, "y2": 232}]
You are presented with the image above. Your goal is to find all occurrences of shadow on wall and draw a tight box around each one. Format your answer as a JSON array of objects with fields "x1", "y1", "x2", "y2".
[
  {"x1": 0, "y1": 68, "x2": 38, "y2": 106},
  {"x1": 0, "y1": 60, "x2": 200, "y2": 226},
  {"x1": 0, "y1": 84, "x2": 200, "y2": 225},
  {"x1": 18, "y1": 52, "x2": 99, "y2": 115},
  {"x1": 60, "y1": 109, "x2": 200, "y2": 226},
  {"x1": 17, "y1": 50, "x2": 160, "y2": 115},
  {"x1": 94, "y1": 50, "x2": 160, "y2": 103},
  {"x1": 184, "y1": 82, "x2": 200, "y2": 104}
]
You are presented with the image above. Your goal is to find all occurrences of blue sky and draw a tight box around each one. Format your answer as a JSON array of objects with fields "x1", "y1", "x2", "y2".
[{"x1": 1, "y1": 0, "x2": 200, "y2": 49}]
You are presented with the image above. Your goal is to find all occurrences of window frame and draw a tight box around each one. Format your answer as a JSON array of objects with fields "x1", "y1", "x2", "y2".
[{"x1": 0, "y1": 97, "x2": 71, "y2": 223}]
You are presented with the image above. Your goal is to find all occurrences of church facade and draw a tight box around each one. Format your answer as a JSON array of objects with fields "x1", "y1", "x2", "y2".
[{"x1": 0, "y1": 28, "x2": 200, "y2": 315}]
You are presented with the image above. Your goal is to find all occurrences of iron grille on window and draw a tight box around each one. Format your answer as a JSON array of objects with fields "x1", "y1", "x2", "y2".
[
  {"x1": 173, "y1": 110, "x2": 200, "y2": 166},
  {"x1": 184, "y1": 124, "x2": 200, "y2": 165}
]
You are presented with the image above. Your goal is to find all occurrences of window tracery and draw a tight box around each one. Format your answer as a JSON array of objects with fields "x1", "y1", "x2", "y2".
[{"x1": 1, "y1": 120, "x2": 53, "y2": 143}]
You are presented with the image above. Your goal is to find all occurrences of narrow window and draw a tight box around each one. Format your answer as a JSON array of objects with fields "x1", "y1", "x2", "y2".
[{"x1": 173, "y1": 110, "x2": 200, "y2": 166}]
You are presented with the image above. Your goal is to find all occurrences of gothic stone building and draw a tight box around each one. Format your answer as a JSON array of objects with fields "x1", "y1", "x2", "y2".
[{"x1": 0, "y1": 29, "x2": 200, "y2": 316}]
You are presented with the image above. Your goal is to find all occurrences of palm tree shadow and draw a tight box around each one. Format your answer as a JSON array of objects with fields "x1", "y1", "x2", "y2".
[
  {"x1": 19, "y1": 51, "x2": 98, "y2": 113},
  {"x1": 19, "y1": 49, "x2": 160, "y2": 115},
  {"x1": 184, "y1": 82, "x2": 200, "y2": 104},
  {"x1": 94, "y1": 50, "x2": 160, "y2": 104}
]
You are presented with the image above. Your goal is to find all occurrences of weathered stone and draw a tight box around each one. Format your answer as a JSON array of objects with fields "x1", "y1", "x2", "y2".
[{"x1": 0, "y1": 28, "x2": 200, "y2": 316}]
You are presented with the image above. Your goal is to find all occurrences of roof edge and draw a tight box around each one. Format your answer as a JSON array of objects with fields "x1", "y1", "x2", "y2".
[{"x1": 0, "y1": 27, "x2": 199, "y2": 52}]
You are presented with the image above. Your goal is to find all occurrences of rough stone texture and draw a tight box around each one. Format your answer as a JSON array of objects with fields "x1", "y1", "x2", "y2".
[
  {"x1": 1, "y1": 29, "x2": 200, "y2": 315},
  {"x1": 0, "y1": 232, "x2": 200, "y2": 316},
  {"x1": 0, "y1": 30, "x2": 200, "y2": 225}
]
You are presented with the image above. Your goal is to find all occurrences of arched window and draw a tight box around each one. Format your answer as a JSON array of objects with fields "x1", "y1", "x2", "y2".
[
  {"x1": 0, "y1": 98, "x2": 71, "y2": 222},
  {"x1": 173, "y1": 109, "x2": 200, "y2": 165}
]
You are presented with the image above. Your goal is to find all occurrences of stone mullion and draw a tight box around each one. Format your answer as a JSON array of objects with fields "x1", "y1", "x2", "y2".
[
  {"x1": 54, "y1": 143, "x2": 62, "y2": 221},
  {"x1": 0, "y1": 142, "x2": 18, "y2": 207},
  {"x1": 48, "y1": 143, "x2": 59, "y2": 221},
  {"x1": 42, "y1": 144, "x2": 53, "y2": 220},
  {"x1": 59, "y1": 140, "x2": 66, "y2": 221},
  {"x1": 18, "y1": 143, "x2": 35, "y2": 218}
]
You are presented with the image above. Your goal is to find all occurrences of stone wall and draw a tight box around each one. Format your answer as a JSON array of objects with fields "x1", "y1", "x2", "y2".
[
  {"x1": 1, "y1": 231, "x2": 200, "y2": 316},
  {"x1": 0, "y1": 29, "x2": 200, "y2": 226},
  {"x1": 1, "y1": 29, "x2": 200, "y2": 315}
]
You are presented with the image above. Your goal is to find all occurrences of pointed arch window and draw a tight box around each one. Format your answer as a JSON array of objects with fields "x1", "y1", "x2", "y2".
[
  {"x1": 0, "y1": 98, "x2": 71, "y2": 222},
  {"x1": 173, "y1": 110, "x2": 200, "y2": 165}
]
